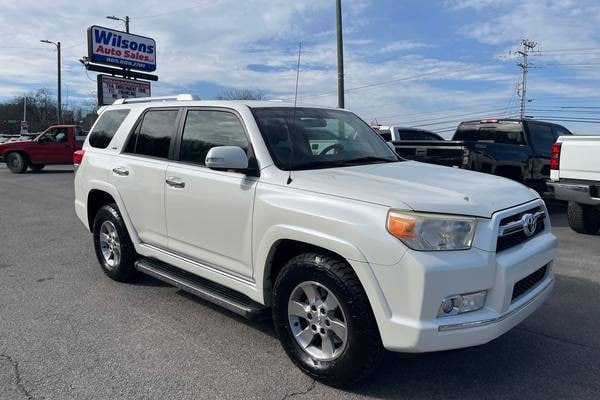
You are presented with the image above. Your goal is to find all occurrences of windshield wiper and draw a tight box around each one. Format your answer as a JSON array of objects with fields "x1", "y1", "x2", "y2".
[
  {"x1": 339, "y1": 156, "x2": 397, "y2": 165},
  {"x1": 291, "y1": 160, "x2": 346, "y2": 170}
]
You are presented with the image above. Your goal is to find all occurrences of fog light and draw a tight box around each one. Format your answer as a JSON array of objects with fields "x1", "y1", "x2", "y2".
[
  {"x1": 438, "y1": 291, "x2": 486, "y2": 317},
  {"x1": 440, "y1": 298, "x2": 455, "y2": 314}
]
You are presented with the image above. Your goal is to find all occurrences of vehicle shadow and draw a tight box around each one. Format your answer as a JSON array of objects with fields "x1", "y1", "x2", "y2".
[
  {"x1": 175, "y1": 273, "x2": 600, "y2": 399},
  {"x1": 130, "y1": 273, "x2": 170, "y2": 287},
  {"x1": 24, "y1": 169, "x2": 74, "y2": 174},
  {"x1": 545, "y1": 199, "x2": 568, "y2": 228}
]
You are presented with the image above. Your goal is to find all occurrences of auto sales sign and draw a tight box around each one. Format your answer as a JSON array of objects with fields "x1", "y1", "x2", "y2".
[{"x1": 87, "y1": 25, "x2": 156, "y2": 72}]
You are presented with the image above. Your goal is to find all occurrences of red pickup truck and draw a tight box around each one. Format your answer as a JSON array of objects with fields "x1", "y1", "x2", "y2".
[{"x1": 0, "y1": 125, "x2": 86, "y2": 173}]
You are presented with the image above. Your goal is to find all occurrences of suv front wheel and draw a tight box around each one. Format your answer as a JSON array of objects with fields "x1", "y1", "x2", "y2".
[
  {"x1": 93, "y1": 204, "x2": 137, "y2": 282},
  {"x1": 272, "y1": 252, "x2": 384, "y2": 386}
]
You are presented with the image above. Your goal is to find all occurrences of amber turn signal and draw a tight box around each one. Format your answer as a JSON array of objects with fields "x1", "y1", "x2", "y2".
[{"x1": 387, "y1": 213, "x2": 417, "y2": 240}]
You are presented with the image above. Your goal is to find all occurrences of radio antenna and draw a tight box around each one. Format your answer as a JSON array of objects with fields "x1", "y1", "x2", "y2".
[{"x1": 287, "y1": 41, "x2": 302, "y2": 185}]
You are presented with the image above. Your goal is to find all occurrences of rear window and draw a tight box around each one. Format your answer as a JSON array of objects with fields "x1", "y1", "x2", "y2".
[
  {"x1": 398, "y1": 130, "x2": 442, "y2": 141},
  {"x1": 454, "y1": 122, "x2": 525, "y2": 145},
  {"x1": 89, "y1": 109, "x2": 130, "y2": 149}
]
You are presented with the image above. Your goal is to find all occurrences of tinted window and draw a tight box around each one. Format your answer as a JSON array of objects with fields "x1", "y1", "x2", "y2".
[
  {"x1": 528, "y1": 123, "x2": 556, "y2": 152},
  {"x1": 180, "y1": 110, "x2": 248, "y2": 165},
  {"x1": 376, "y1": 129, "x2": 392, "y2": 141},
  {"x1": 127, "y1": 109, "x2": 179, "y2": 159},
  {"x1": 553, "y1": 126, "x2": 572, "y2": 138},
  {"x1": 89, "y1": 109, "x2": 130, "y2": 149},
  {"x1": 454, "y1": 122, "x2": 525, "y2": 145},
  {"x1": 398, "y1": 130, "x2": 443, "y2": 141}
]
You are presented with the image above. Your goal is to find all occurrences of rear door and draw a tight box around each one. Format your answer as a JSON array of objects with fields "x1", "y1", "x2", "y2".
[
  {"x1": 110, "y1": 107, "x2": 182, "y2": 248},
  {"x1": 165, "y1": 108, "x2": 257, "y2": 279}
]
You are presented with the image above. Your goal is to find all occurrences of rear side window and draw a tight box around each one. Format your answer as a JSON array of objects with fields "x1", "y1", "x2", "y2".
[
  {"x1": 376, "y1": 129, "x2": 392, "y2": 141},
  {"x1": 528, "y1": 123, "x2": 556, "y2": 153},
  {"x1": 89, "y1": 109, "x2": 130, "y2": 149},
  {"x1": 126, "y1": 109, "x2": 179, "y2": 159},
  {"x1": 179, "y1": 110, "x2": 248, "y2": 165},
  {"x1": 553, "y1": 126, "x2": 572, "y2": 138}
]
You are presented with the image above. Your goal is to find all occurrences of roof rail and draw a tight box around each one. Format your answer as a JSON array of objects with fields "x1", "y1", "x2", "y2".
[{"x1": 113, "y1": 94, "x2": 200, "y2": 105}]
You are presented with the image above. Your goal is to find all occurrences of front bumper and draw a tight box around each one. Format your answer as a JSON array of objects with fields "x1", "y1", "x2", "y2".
[
  {"x1": 366, "y1": 200, "x2": 557, "y2": 353},
  {"x1": 547, "y1": 181, "x2": 600, "y2": 206}
]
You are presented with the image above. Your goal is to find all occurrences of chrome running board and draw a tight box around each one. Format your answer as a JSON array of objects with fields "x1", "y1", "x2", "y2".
[{"x1": 135, "y1": 257, "x2": 268, "y2": 319}]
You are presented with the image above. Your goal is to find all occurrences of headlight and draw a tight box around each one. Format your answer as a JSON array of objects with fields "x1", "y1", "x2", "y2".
[{"x1": 386, "y1": 211, "x2": 477, "y2": 251}]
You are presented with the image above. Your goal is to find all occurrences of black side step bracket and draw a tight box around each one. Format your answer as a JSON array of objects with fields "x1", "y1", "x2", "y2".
[{"x1": 134, "y1": 257, "x2": 268, "y2": 319}]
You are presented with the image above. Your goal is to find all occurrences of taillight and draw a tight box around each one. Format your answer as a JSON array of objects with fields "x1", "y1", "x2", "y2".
[
  {"x1": 73, "y1": 150, "x2": 85, "y2": 166},
  {"x1": 550, "y1": 143, "x2": 561, "y2": 170}
]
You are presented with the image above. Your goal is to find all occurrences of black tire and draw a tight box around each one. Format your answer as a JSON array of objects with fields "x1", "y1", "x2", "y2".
[
  {"x1": 272, "y1": 252, "x2": 384, "y2": 387},
  {"x1": 30, "y1": 164, "x2": 45, "y2": 172},
  {"x1": 6, "y1": 152, "x2": 27, "y2": 173},
  {"x1": 567, "y1": 201, "x2": 600, "y2": 234},
  {"x1": 92, "y1": 204, "x2": 138, "y2": 282}
]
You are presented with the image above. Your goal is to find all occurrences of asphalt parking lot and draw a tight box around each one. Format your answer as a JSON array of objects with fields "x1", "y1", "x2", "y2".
[{"x1": 0, "y1": 165, "x2": 599, "y2": 400}]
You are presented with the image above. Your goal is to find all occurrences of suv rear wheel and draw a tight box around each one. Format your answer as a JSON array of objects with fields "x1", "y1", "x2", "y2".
[
  {"x1": 93, "y1": 204, "x2": 137, "y2": 281},
  {"x1": 6, "y1": 152, "x2": 27, "y2": 173},
  {"x1": 272, "y1": 252, "x2": 383, "y2": 387}
]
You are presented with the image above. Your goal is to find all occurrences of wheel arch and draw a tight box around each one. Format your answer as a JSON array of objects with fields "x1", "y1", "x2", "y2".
[
  {"x1": 84, "y1": 184, "x2": 140, "y2": 244},
  {"x1": 255, "y1": 227, "x2": 380, "y2": 310}
]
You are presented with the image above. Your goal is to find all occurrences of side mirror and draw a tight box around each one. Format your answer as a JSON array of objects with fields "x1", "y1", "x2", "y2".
[{"x1": 205, "y1": 146, "x2": 249, "y2": 171}]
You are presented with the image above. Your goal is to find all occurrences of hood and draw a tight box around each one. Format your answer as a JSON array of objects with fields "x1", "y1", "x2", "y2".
[{"x1": 290, "y1": 161, "x2": 538, "y2": 218}]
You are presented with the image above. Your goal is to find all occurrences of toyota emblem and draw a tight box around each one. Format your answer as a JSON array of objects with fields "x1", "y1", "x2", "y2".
[{"x1": 521, "y1": 213, "x2": 537, "y2": 237}]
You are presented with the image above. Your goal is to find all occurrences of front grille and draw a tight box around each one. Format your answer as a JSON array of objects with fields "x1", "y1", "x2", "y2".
[
  {"x1": 512, "y1": 265, "x2": 548, "y2": 301},
  {"x1": 496, "y1": 206, "x2": 545, "y2": 252}
]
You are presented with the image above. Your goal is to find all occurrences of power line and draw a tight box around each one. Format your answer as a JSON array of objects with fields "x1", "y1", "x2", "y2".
[
  {"x1": 378, "y1": 106, "x2": 512, "y2": 126},
  {"x1": 291, "y1": 66, "x2": 476, "y2": 101},
  {"x1": 534, "y1": 117, "x2": 600, "y2": 124},
  {"x1": 134, "y1": 0, "x2": 220, "y2": 19}
]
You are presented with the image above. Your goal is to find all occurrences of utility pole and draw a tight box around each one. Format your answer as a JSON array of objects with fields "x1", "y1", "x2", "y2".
[
  {"x1": 40, "y1": 39, "x2": 61, "y2": 124},
  {"x1": 336, "y1": 0, "x2": 345, "y2": 109},
  {"x1": 517, "y1": 39, "x2": 536, "y2": 119},
  {"x1": 107, "y1": 15, "x2": 130, "y2": 33},
  {"x1": 57, "y1": 41, "x2": 61, "y2": 124}
]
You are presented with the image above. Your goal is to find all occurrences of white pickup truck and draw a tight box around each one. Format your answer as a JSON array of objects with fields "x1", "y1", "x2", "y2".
[
  {"x1": 548, "y1": 135, "x2": 600, "y2": 234},
  {"x1": 74, "y1": 95, "x2": 557, "y2": 385}
]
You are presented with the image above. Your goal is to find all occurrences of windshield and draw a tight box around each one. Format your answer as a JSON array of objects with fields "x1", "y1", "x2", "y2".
[{"x1": 252, "y1": 107, "x2": 399, "y2": 170}]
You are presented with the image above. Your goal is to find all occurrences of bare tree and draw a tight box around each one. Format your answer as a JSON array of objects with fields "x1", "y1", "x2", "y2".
[{"x1": 215, "y1": 88, "x2": 265, "y2": 100}]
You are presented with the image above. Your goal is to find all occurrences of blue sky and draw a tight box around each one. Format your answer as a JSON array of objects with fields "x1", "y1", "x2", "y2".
[{"x1": 1, "y1": 0, "x2": 600, "y2": 135}]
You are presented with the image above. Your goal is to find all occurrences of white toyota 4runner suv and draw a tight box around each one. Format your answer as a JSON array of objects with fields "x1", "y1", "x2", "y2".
[{"x1": 74, "y1": 95, "x2": 557, "y2": 385}]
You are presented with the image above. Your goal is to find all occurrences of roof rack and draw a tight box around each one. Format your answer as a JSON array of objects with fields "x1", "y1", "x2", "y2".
[{"x1": 113, "y1": 94, "x2": 200, "y2": 105}]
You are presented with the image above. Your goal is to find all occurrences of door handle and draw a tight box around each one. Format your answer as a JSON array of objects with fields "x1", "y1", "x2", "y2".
[
  {"x1": 166, "y1": 177, "x2": 186, "y2": 188},
  {"x1": 112, "y1": 167, "x2": 129, "y2": 176}
]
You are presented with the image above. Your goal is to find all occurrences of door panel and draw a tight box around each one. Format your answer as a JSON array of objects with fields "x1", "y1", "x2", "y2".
[
  {"x1": 34, "y1": 127, "x2": 71, "y2": 164},
  {"x1": 110, "y1": 107, "x2": 181, "y2": 248},
  {"x1": 165, "y1": 108, "x2": 256, "y2": 278},
  {"x1": 110, "y1": 155, "x2": 169, "y2": 247},
  {"x1": 165, "y1": 164, "x2": 257, "y2": 278}
]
